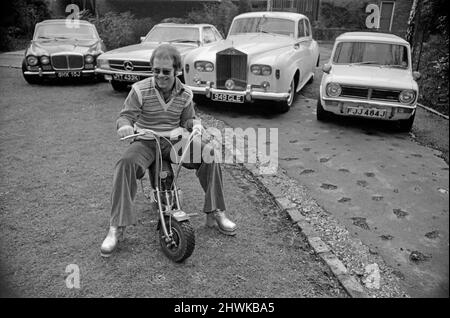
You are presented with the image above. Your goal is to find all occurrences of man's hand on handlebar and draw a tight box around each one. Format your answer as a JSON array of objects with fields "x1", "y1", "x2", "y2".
[
  {"x1": 192, "y1": 123, "x2": 204, "y2": 135},
  {"x1": 117, "y1": 125, "x2": 134, "y2": 138}
]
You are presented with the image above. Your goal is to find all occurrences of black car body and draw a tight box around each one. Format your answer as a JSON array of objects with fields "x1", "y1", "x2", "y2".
[{"x1": 22, "y1": 19, "x2": 106, "y2": 84}]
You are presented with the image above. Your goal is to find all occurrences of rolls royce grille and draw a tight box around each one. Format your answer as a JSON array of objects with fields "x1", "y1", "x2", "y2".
[
  {"x1": 51, "y1": 54, "x2": 84, "y2": 70},
  {"x1": 109, "y1": 60, "x2": 152, "y2": 72},
  {"x1": 341, "y1": 85, "x2": 401, "y2": 102},
  {"x1": 216, "y1": 48, "x2": 247, "y2": 91}
]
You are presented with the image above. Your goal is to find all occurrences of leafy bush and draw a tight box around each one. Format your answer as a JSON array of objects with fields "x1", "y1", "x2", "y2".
[
  {"x1": 238, "y1": 0, "x2": 253, "y2": 14},
  {"x1": 186, "y1": 0, "x2": 238, "y2": 37},
  {"x1": 160, "y1": 17, "x2": 190, "y2": 24},
  {"x1": 310, "y1": 1, "x2": 369, "y2": 41},
  {"x1": 418, "y1": 34, "x2": 449, "y2": 115},
  {"x1": 414, "y1": 1, "x2": 449, "y2": 115},
  {"x1": 86, "y1": 11, "x2": 135, "y2": 50},
  {"x1": 0, "y1": 0, "x2": 51, "y2": 51},
  {"x1": 319, "y1": 1, "x2": 369, "y2": 28},
  {"x1": 133, "y1": 17, "x2": 156, "y2": 40},
  {"x1": 81, "y1": 11, "x2": 156, "y2": 50},
  {"x1": 312, "y1": 27, "x2": 362, "y2": 42},
  {"x1": 186, "y1": 4, "x2": 218, "y2": 26}
]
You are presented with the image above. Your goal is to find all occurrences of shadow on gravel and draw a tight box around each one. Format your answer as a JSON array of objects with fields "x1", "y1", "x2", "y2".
[
  {"x1": 25, "y1": 77, "x2": 105, "y2": 87},
  {"x1": 316, "y1": 115, "x2": 412, "y2": 135},
  {"x1": 195, "y1": 99, "x2": 287, "y2": 119}
]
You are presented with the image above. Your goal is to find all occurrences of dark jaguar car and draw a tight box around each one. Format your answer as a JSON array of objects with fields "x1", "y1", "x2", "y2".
[{"x1": 22, "y1": 19, "x2": 106, "y2": 84}]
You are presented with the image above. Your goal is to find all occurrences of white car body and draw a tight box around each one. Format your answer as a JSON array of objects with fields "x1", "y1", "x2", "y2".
[
  {"x1": 318, "y1": 32, "x2": 419, "y2": 130},
  {"x1": 183, "y1": 11, "x2": 320, "y2": 112},
  {"x1": 95, "y1": 23, "x2": 223, "y2": 90}
]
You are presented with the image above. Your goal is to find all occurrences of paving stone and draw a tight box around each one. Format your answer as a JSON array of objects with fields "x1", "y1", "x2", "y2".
[
  {"x1": 321, "y1": 252, "x2": 348, "y2": 276},
  {"x1": 274, "y1": 196, "x2": 296, "y2": 211},
  {"x1": 337, "y1": 274, "x2": 369, "y2": 298},
  {"x1": 286, "y1": 207, "x2": 304, "y2": 223},
  {"x1": 264, "y1": 182, "x2": 285, "y2": 198},
  {"x1": 308, "y1": 237, "x2": 331, "y2": 254},
  {"x1": 296, "y1": 221, "x2": 316, "y2": 236}
]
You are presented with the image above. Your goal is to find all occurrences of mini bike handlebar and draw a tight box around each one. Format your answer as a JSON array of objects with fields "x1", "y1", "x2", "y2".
[{"x1": 120, "y1": 127, "x2": 204, "y2": 190}]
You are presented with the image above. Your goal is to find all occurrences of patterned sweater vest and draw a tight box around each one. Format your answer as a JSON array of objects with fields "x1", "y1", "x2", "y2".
[{"x1": 117, "y1": 77, "x2": 194, "y2": 136}]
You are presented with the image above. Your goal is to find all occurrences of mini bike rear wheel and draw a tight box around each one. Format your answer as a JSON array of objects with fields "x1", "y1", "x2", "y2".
[{"x1": 159, "y1": 218, "x2": 195, "y2": 262}]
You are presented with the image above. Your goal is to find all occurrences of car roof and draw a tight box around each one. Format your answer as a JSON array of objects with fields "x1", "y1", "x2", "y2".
[
  {"x1": 233, "y1": 11, "x2": 307, "y2": 21},
  {"x1": 37, "y1": 19, "x2": 94, "y2": 26},
  {"x1": 155, "y1": 23, "x2": 214, "y2": 28},
  {"x1": 336, "y1": 32, "x2": 409, "y2": 45}
]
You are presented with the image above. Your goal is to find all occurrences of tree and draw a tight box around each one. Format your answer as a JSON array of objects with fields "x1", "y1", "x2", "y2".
[
  {"x1": 405, "y1": 0, "x2": 419, "y2": 45},
  {"x1": 216, "y1": 0, "x2": 238, "y2": 36},
  {"x1": 238, "y1": 0, "x2": 253, "y2": 14}
]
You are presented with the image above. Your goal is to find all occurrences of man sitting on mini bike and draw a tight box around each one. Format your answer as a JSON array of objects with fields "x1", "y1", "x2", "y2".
[{"x1": 101, "y1": 44, "x2": 236, "y2": 257}]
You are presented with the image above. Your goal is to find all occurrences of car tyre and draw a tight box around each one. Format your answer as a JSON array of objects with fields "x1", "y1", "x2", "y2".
[
  {"x1": 396, "y1": 113, "x2": 415, "y2": 132},
  {"x1": 316, "y1": 97, "x2": 333, "y2": 121},
  {"x1": 276, "y1": 78, "x2": 296, "y2": 113},
  {"x1": 111, "y1": 80, "x2": 129, "y2": 91}
]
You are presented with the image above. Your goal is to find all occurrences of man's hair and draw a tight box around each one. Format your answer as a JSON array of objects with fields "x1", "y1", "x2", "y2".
[{"x1": 149, "y1": 44, "x2": 182, "y2": 73}]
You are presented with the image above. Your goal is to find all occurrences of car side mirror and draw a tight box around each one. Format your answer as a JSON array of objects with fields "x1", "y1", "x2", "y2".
[
  {"x1": 140, "y1": 36, "x2": 145, "y2": 43},
  {"x1": 322, "y1": 63, "x2": 332, "y2": 74},
  {"x1": 413, "y1": 71, "x2": 421, "y2": 80}
]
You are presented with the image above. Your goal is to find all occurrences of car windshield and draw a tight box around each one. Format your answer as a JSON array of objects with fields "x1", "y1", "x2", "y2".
[
  {"x1": 332, "y1": 41, "x2": 409, "y2": 68},
  {"x1": 34, "y1": 23, "x2": 97, "y2": 40},
  {"x1": 228, "y1": 17, "x2": 295, "y2": 37},
  {"x1": 144, "y1": 26, "x2": 199, "y2": 43}
]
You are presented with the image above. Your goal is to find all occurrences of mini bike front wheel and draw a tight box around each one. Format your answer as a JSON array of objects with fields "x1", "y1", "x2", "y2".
[{"x1": 159, "y1": 218, "x2": 195, "y2": 262}]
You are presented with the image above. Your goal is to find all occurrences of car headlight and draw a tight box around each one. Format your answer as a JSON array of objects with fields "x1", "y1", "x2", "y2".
[
  {"x1": 399, "y1": 90, "x2": 416, "y2": 104},
  {"x1": 97, "y1": 59, "x2": 109, "y2": 69},
  {"x1": 40, "y1": 56, "x2": 50, "y2": 65},
  {"x1": 194, "y1": 61, "x2": 214, "y2": 72},
  {"x1": 26, "y1": 55, "x2": 39, "y2": 66},
  {"x1": 251, "y1": 64, "x2": 272, "y2": 76},
  {"x1": 326, "y1": 83, "x2": 342, "y2": 97},
  {"x1": 85, "y1": 55, "x2": 94, "y2": 64}
]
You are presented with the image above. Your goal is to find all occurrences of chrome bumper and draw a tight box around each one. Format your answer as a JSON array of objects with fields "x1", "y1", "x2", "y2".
[
  {"x1": 321, "y1": 96, "x2": 416, "y2": 120},
  {"x1": 189, "y1": 82, "x2": 290, "y2": 102},
  {"x1": 24, "y1": 70, "x2": 95, "y2": 76},
  {"x1": 95, "y1": 68, "x2": 152, "y2": 77}
]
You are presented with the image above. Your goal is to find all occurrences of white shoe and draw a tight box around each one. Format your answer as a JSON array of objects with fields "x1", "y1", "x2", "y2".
[
  {"x1": 100, "y1": 226, "x2": 125, "y2": 257},
  {"x1": 206, "y1": 211, "x2": 237, "y2": 236}
]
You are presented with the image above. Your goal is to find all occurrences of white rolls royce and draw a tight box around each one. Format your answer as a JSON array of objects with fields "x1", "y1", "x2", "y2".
[{"x1": 183, "y1": 11, "x2": 320, "y2": 113}]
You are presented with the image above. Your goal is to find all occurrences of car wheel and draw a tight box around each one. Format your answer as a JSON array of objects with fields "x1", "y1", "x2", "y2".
[
  {"x1": 111, "y1": 80, "x2": 128, "y2": 91},
  {"x1": 316, "y1": 97, "x2": 333, "y2": 121},
  {"x1": 22, "y1": 61, "x2": 42, "y2": 85},
  {"x1": 276, "y1": 78, "x2": 295, "y2": 113},
  {"x1": 396, "y1": 113, "x2": 415, "y2": 132}
]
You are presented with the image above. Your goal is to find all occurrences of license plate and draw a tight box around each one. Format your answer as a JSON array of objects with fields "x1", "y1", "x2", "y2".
[
  {"x1": 211, "y1": 93, "x2": 244, "y2": 103},
  {"x1": 346, "y1": 106, "x2": 386, "y2": 119},
  {"x1": 112, "y1": 73, "x2": 140, "y2": 82},
  {"x1": 57, "y1": 71, "x2": 81, "y2": 78}
]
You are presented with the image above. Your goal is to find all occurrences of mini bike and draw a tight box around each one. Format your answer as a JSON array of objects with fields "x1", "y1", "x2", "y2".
[{"x1": 121, "y1": 127, "x2": 203, "y2": 262}]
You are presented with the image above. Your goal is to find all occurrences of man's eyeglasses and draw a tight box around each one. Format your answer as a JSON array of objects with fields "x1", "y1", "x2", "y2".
[{"x1": 152, "y1": 67, "x2": 173, "y2": 76}]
